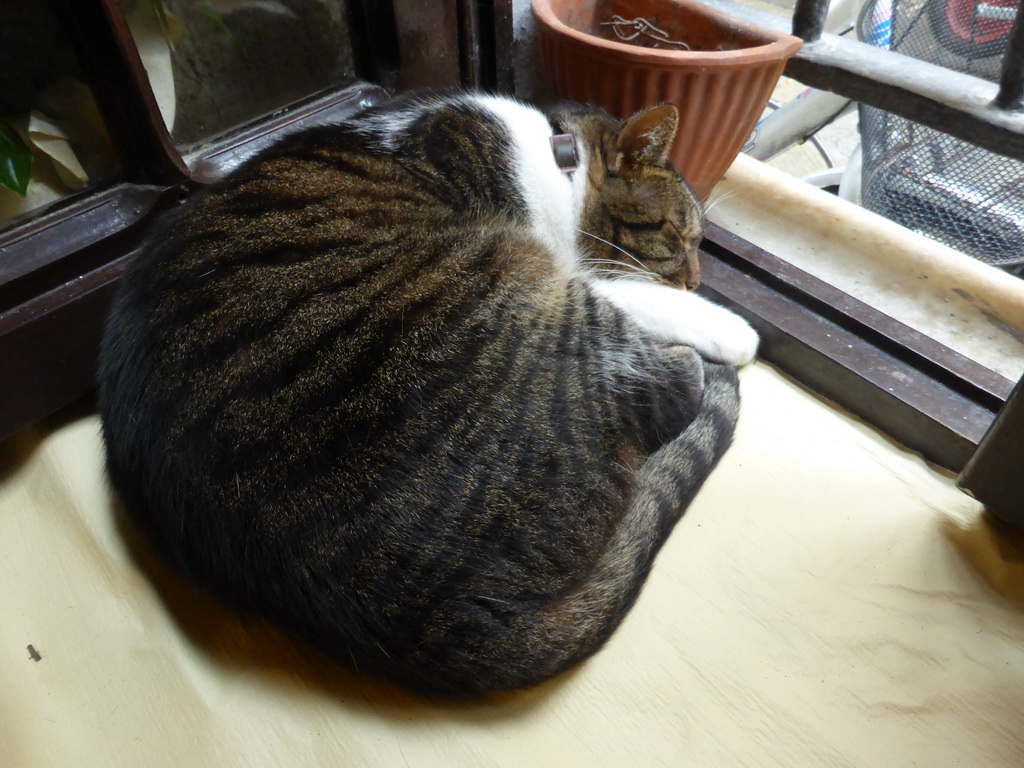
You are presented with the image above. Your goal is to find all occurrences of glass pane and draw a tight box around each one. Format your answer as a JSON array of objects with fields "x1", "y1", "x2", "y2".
[
  {"x1": 0, "y1": 1, "x2": 120, "y2": 224},
  {"x1": 126, "y1": 0, "x2": 358, "y2": 148}
]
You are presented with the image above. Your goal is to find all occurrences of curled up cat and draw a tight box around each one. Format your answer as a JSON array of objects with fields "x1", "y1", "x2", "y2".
[{"x1": 97, "y1": 91, "x2": 759, "y2": 696}]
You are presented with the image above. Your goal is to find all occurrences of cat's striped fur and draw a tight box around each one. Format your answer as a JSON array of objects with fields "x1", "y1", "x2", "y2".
[{"x1": 98, "y1": 91, "x2": 758, "y2": 696}]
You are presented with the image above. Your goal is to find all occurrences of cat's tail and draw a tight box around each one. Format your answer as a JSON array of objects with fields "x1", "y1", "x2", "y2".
[
  {"x1": 530, "y1": 358, "x2": 740, "y2": 673},
  {"x1": 417, "y1": 357, "x2": 741, "y2": 695}
]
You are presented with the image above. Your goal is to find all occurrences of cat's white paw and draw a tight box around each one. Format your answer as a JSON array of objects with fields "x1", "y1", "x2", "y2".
[
  {"x1": 695, "y1": 307, "x2": 759, "y2": 366},
  {"x1": 591, "y1": 278, "x2": 759, "y2": 366}
]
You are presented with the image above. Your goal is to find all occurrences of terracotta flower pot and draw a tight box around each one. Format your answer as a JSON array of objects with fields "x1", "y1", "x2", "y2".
[{"x1": 533, "y1": 0, "x2": 802, "y2": 200}]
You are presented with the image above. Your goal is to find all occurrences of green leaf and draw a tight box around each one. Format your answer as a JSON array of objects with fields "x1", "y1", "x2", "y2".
[{"x1": 0, "y1": 119, "x2": 33, "y2": 197}]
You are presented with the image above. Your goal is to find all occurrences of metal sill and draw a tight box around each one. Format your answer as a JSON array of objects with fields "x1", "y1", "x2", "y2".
[{"x1": 699, "y1": 222, "x2": 1009, "y2": 472}]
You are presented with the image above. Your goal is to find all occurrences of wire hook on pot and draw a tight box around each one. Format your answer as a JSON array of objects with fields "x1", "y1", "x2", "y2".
[{"x1": 599, "y1": 15, "x2": 691, "y2": 49}]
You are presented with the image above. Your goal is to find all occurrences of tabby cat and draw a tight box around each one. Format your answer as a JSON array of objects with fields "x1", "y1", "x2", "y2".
[{"x1": 98, "y1": 91, "x2": 758, "y2": 696}]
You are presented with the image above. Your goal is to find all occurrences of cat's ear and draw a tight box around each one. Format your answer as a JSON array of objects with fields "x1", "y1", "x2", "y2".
[{"x1": 608, "y1": 104, "x2": 679, "y2": 173}]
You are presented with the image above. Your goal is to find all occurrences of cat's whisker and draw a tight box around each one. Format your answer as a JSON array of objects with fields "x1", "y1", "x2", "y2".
[
  {"x1": 477, "y1": 594, "x2": 512, "y2": 605},
  {"x1": 577, "y1": 229, "x2": 651, "y2": 272},
  {"x1": 595, "y1": 268, "x2": 660, "y2": 284},
  {"x1": 613, "y1": 461, "x2": 640, "y2": 478},
  {"x1": 580, "y1": 256, "x2": 660, "y2": 282},
  {"x1": 582, "y1": 258, "x2": 655, "y2": 275},
  {"x1": 702, "y1": 189, "x2": 739, "y2": 216},
  {"x1": 576, "y1": 232, "x2": 666, "y2": 285},
  {"x1": 602, "y1": 270, "x2": 646, "y2": 282}
]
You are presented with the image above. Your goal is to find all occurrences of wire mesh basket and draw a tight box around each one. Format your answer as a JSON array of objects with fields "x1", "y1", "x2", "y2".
[{"x1": 857, "y1": 0, "x2": 1024, "y2": 269}]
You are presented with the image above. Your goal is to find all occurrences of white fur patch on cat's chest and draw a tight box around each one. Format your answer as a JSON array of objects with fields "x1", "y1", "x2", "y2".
[{"x1": 473, "y1": 95, "x2": 585, "y2": 275}]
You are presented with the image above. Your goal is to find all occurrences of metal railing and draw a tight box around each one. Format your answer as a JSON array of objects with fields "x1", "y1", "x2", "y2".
[{"x1": 703, "y1": 0, "x2": 1024, "y2": 160}]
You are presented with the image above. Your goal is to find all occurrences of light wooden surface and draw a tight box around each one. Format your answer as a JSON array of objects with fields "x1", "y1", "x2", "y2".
[{"x1": 2, "y1": 363, "x2": 1023, "y2": 767}]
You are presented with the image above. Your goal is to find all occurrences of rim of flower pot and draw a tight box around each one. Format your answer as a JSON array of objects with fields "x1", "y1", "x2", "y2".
[{"x1": 532, "y1": 0, "x2": 803, "y2": 68}]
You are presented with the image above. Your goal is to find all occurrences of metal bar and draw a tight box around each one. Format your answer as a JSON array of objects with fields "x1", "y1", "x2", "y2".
[
  {"x1": 746, "y1": 90, "x2": 851, "y2": 161},
  {"x1": 458, "y1": 0, "x2": 484, "y2": 89},
  {"x1": 959, "y1": 374, "x2": 1024, "y2": 526},
  {"x1": 704, "y1": 224, "x2": 1015, "y2": 409},
  {"x1": 0, "y1": 184, "x2": 164, "y2": 306},
  {"x1": 994, "y1": 4, "x2": 1024, "y2": 111},
  {"x1": 391, "y1": 0, "x2": 463, "y2": 89},
  {"x1": 791, "y1": 0, "x2": 830, "y2": 42},
  {"x1": 698, "y1": 256, "x2": 990, "y2": 472},
  {"x1": 788, "y1": 37, "x2": 1024, "y2": 160},
  {"x1": 699, "y1": 227, "x2": 999, "y2": 473},
  {"x1": 187, "y1": 85, "x2": 388, "y2": 183},
  {"x1": 492, "y1": 0, "x2": 516, "y2": 92},
  {"x1": 703, "y1": 223, "x2": 1015, "y2": 406},
  {"x1": 700, "y1": 0, "x2": 1024, "y2": 161}
]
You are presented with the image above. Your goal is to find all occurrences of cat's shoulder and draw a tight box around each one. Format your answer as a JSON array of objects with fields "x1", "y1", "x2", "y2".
[{"x1": 348, "y1": 91, "x2": 550, "y2": 150}]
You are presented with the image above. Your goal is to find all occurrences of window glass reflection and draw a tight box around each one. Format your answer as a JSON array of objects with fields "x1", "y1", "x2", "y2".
[
  {"x1": 0, "y1": 1, "x2": 119, "y2": 223},
  {"x1": 126, "y1": 0, "x2": 358, "y2": 148}
]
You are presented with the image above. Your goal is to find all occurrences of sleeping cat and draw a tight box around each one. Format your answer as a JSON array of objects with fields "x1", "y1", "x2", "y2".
[{"x1": 97, "y1": 91, "x2": 758, "y2": 696}]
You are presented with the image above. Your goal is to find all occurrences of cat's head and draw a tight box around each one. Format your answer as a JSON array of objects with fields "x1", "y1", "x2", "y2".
[{"x1": 549, "y1": 103, "x2": 704, "y2": 290}]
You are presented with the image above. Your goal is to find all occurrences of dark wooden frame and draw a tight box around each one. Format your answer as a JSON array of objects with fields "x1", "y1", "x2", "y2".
[
  {"x1": 960, "y1": 376, "x2": 1024, "y2": 523},
  {"x1": 698, "y1": 223, "x2": 1012, "y2": 474},
  {"x1": 1, "y1": 0, "x2": 1021, "y2": 522}
]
